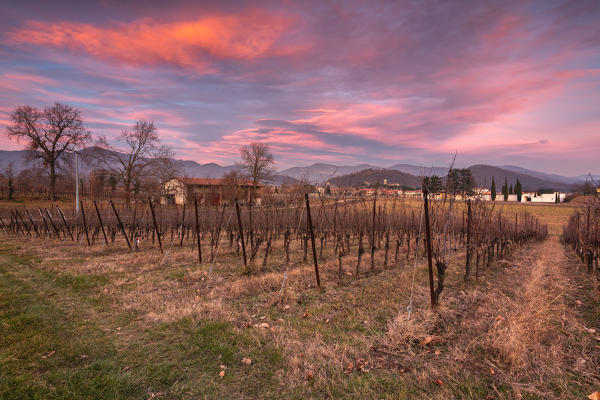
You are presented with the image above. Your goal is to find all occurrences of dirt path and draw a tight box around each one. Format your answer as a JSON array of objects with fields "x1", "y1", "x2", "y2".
[{"x1": 410, "y1": 235, "x2": 600, "y2": 399}]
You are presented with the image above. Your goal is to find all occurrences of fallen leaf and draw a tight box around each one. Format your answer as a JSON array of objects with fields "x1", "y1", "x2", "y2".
[
  {"x1": 489, "y1": 368, "x2": 495, "y2": 375},
  {"x1": 258, "y1": 322, "x2": 270, "y2": 329},
  {"x1": 80, "y1": 354, "x2": 88, "y2": 360},
  {"x1": 419, "y1": 336, "x2": 433, "y2": 347},
  {"x1": 241, "y1": 357, "x2": 252, "y2": 366},
  {"x1": 219, "y1": 370, "x2": 225, "y2": 379},
  {"x1": 585, "y1": 327, "x2": 597, "y2": 333},
  {"x1": 41, "y1": 350, "x2": 55, "y2": 359},
  {"x1": 345, "y1": 272, "x2": 352, "y2": 276},
  {"x1": 576, "y1": 300, "x2": 583, "y2": 306},
  {"x1": 344, "y1": 362, "x2": 354, "y2": 374},
  {"x1": 306, "y1": 370, "x2": 314, "y2": 380},
  {"x1": 220, "y1": 365, "x2": 226, "y2": 369},
  {"x1": 303, "y1": 312, "x2": 310, "y2": 318},
  {"x1": 435, "y1": 379, "x2": 443, "y2": 386},
  {"x1": 355, "y1": 358, "x2": 370, "y2": 372},
  {"x1": 434, "y1": 350, "x2": 440, "y2": 355},
  {"x1": 588, "y1": 391, "x2": 600, "y2": 400},
  {"x1": 283, "y1": 305, "x2": 290, "y2": 310}
]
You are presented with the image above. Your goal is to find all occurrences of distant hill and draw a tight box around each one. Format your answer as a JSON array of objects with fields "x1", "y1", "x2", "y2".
[
  {"x1": 388, "y1": 163, "x2": 448, "y2": 177},
  {"x1": 0, "y1": 150, "x2": 34, "y2": 172},
  {"x1": 279, "y1": 163, "x2": 379, "y2": 185},
  {"x1": 570, "y1": 173, "x2": 600, "y2": 182},
  {"x1": 467, "y1": 165, "x2": 572, "y2": 192},
  {"x1": 0, "y1": 149, "x2": 593, "y2": 190},
  {"x1": 328, "y1": 168, "x2": 421, "y2": 188},
  {"x1": 0, "y1": 148, "x2": 298, "y2": 186},
  {"x1": 500, "y1": 165, "x2": 576, "y2": 184}
]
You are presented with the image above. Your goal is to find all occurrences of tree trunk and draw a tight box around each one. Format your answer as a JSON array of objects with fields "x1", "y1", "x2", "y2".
[{"x1": 49, "y1": 161, "x2": 57, "y2": 201}]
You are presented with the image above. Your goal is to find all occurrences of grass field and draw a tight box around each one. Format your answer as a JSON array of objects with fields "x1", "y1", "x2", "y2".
[{"x1": 1, "y1": 200, "x2": 598, "y2": 399}]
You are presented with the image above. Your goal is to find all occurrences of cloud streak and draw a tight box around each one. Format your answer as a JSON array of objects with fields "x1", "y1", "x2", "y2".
[
  {"x1": 0, "y1": 0, "x2": 599, "y2": 175},
  {"x1": 4, "y1": 12, "x2": 302, "y2": 74}
]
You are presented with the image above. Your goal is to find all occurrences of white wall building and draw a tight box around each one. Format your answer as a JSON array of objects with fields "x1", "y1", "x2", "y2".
[{"x1": 521, "y1": 191, "x2": 566, "y2": 203}]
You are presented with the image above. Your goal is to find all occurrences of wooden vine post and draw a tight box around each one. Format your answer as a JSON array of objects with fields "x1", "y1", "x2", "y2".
[
  {"x1": 194, "y1": 197, "x2": 202, "y2": 263},
  {"x1": 38, "y1": 208, "x2": 51, "y2": 238},
  {"x1": 371, "y1": 193, "x2": 377, "y2": 270},
  {"x1": 14, "y1": 209, "x2": 31, "y2": 236},
  {"x1": 305, "y1": 193, "x2": 321, "y2": 288},
  {"x1": 148, "y1": 197, "x2": 163, "y2": 254},
  {"x1": 80, "y1": 200, "x2": 91, "y2": 246},
  {"x1": 45, "y1": 208, "x2": 62, "y2": 240},
  {"x1": 93, "y1": 200, "x2": 109, "y2": 247},
  {"x1": 110, "y1": 200, "x2": 132, "y2": 251},
  {"x1": 464, "y1": 199, "x2": 472, "y2": 280},
  {"x1": 57, "y1": 206, "x2": 74, "y2": 241},
  {"x1": 235, "y1": 199, "x2": 248, "y2": 270},
  {"x1": 25, "y1": 209, "x2": 41, "y2": 239},
  {"x1": 422, "y1": 188, "x2": 436, "y2": 307}
]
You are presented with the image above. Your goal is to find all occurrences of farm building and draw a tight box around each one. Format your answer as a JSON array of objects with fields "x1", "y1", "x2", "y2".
[
  {"x1": 162, "y1": 177, "x2": 261, "y2": 206},
  {"x1": 521, "y1": 191, "x2": 566, "y2": 203}
]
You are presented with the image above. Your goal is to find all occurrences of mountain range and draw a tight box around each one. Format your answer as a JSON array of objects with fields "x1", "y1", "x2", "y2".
[{"x1": 0, "y1": 149, "x2": 597, "y2": 192}]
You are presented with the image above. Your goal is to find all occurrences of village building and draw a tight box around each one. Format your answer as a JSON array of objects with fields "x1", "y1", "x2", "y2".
[
  {"x1": 521, "y1": 191, "x2": 566, "y2": 203},
  {"x1": 162, "y1": 177, "x2": 260, "y2": 206}
]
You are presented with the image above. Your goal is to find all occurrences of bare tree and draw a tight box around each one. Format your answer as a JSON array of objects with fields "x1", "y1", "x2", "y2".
[
  {"x1": 4, "y1": 162, "x2": 15, "y2": 200},
  {"x1": 153, "y1": 149, "x2": 182, "y2": 198},
  {"x1": 222, "y1": 169, "x2": 246, "y2": 203},
  {"x1": 94, "y1": 120, "x2": 173, "y2": 201},
  {"x1": 6, "y1": 103, "x2": 91, "y2": 200},
  {"x1": 237, "y1": 142, "x2": 275, "y2": 186}
]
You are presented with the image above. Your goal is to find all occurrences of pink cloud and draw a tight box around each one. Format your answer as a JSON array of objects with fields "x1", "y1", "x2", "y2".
[{"x1": 5, "y1": 12, "x2": 301, "y2": 72}]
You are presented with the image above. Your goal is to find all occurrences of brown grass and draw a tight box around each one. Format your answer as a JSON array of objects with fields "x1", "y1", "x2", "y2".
[{"x1": 2, "y1": 201, "x2": 599, "y2": 398}]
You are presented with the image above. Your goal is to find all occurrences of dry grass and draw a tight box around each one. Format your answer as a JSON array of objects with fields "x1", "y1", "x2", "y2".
[{"x1": 1, "y1": 201, "x2": 599, "y2": 398}]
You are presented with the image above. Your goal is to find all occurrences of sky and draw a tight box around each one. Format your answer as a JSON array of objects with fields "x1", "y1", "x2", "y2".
[{"x1": 0, "y1": 0, "x2": 599, "y2": 175}]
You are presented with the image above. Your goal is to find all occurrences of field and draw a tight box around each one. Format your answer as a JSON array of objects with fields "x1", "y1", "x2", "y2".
[{"x1": 0, "y1": 198, "x2": 599, "y2": 399}]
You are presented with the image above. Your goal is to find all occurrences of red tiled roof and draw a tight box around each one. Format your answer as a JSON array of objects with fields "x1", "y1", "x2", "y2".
[{"x1": 173, "y1": 177, "x2": 260, "y2": 187}]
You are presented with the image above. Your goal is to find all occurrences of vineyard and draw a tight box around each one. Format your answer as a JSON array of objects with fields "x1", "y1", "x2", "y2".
[
  {"x1": 563, "y1": 201, "x2": 600, "y2": 277},
  {"x1": 3, "y1": 193, "x2": 600, "y2": 399},
  {"x1": 0, "y1": 192, "x2": 549, "y2": 305}
]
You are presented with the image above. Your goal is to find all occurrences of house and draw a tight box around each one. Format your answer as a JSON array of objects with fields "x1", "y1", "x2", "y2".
[
  {"x1": 401, "y1": 190, "x2": 423, "y2": 199},
  {"x1": 162, "y1": 177, "x2": 260, "y2": 206},
  {"x1": 521, "y1": 191, "x2": 566, "y2": 203}
]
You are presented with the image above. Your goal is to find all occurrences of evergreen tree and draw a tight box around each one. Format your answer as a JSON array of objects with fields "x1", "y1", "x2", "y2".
[
  {"x1": 509, "y1": 184, "x2": 513, "y2": 195},
  {"x1": 515, "y1": 179, "x2": 523, "y2": 202},
  {"x1": 423, "y1": 175, "x2": 443, "y2": 194},
  {"x1": 491, "y1": 177, "x2": 497, "y2": 201},
  {"x1": 445, "y1": 169, "x2": 476, "y2": 197},
  {"x1": 502, "y1": 177, "x2": 509, "y2": 201}
]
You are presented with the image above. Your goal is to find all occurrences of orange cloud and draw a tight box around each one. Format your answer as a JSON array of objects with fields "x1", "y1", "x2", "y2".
[{"x1": 5, "y1": 12, "x2": 298, "y2": 71}]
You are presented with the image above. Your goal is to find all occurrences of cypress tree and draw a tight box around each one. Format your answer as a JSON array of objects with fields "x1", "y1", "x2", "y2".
[
  {"x1": 515, "y1": 179, "x2": 522, "y2": 202},
  {"x1": 491, "y1": 177, "x2": 497, "y2": 201},
  {"x1": 502, "y1": 177, "x2": 509, "y2": 201},
  {"x1": 509, "y1": 184, "x2": 513, "y2": 195}
]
